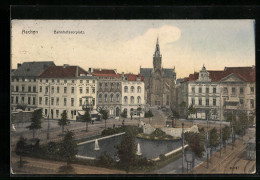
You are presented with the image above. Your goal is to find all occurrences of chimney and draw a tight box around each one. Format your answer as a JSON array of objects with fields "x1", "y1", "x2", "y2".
[
  {"x1": 17, "y1": 63, "x2": 21, "y2": 69},
  {"x1": 76, "y1": 66, "x2": 78, "y2": 77},
  {"x1": 89, "y1": 68, "x2": 93, "y2": 72},
  {"x1": 63, "y1": 64, "x2": 69, "y2": 68}
]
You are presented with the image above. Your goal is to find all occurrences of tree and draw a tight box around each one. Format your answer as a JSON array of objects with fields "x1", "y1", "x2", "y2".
[
  {"x1": 81, "y1": 109, "x2": 91, "y2": 132},
  {"x1": 116, "y1": 132, "x2": 136, "y2": 172},
  {"x1": 58, "y1": 110, "x2": 70, "y2": 133},
  {"x1": 15, "y1": 136, "x2": 27, "y2": 168},
  {"x1": 26, "y1": 109, "x2": 42, "y2": 139},
  {"x1": 58, "y1": 130, "x2": 78, "y2": 166},
  {"x1": 222, "y1": 126, "x2": 231, "y2": 149},
  {"x1": 179, "y1": 101, "x2": 186, "y2": 117},
  {"x1": 16, "y1": 104, "x2": 27, "y2": 111},
  {"x1": 137, "y1": 107, "x2": 142, "y2": 121},
  {"x1": 171, "y1": 109, "x2": 179, "y2": 127},
  {"x1": 187, "y1": 104, "x2": 196, "y2": 123},
  {"x1": 100, "y1": 109, "x2": 108, "y2": 129},
  {"x1": 209, "y1": 127, "x2": 220, "y2": 156}
]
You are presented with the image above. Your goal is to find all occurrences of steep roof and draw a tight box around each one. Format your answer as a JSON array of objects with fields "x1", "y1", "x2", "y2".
[
  {"x1": 39, "y1": 65, "x2": 88, "y2": 78},
  {"x1": 162, "y1": 68, "x2": 176, "y2": 78},
  {"x1": 93, "y1": 69, "x2": 116, "y2": 75},
  {"x1": 224, "y1": 66, "x2": 255, "y2": 82},
  {"x1": 140, "y1": 68, "x2": 153, "y2": 77},
  {"x1": 124, "y1": 73, "x2": 144, "y2": 81},
  {"x1": 12, "y1": 61, "x2": 55, "y2": 77},
  {"x1": 140, "y1": 68, "x2": 175, "y2": 78}
]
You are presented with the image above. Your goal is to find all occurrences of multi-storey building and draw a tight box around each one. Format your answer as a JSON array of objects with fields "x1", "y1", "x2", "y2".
[
  {"x1": 11, "y1": 61, "x2": 55, "y2": 112},
  {"x1": 93, "y1": 69, "x2": 122, "y2": 117},
  {"x1": 175, "y1": 65, "x2": 255, "y2": 121},
  {"x1": 140, "y1": 38, "x2": 176, "y2": 107},
  {"x1": 121, "y1": 73, "x2": 145, "y2": 118},
  {"x1": 38, "y1": 64, "x2": 97, "y2": 120}
]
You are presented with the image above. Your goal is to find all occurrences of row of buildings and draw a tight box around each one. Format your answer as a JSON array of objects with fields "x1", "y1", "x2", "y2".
[
  {"x1": 11, "y1": 63, "x2": 145, "y2": 120},
  {"x1": 173, "y1": 65, "x2": 256, "y2": 121}
]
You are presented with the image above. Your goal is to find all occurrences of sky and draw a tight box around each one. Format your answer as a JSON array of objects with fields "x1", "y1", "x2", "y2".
[{"x1": 11, "y1": 20, "x2": 255, "y2": 78}]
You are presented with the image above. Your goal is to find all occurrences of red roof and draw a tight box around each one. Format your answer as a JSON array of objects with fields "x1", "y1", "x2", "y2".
[
  {"x1": 182, "y1": 66, "x2": 255, "y2": 83},
  {"x1": 92, "y1": 73, "x2": 121, "y2": 77},
  {"x1": 124, "y1": 73, "x2": 144, "y2": 81},
  {"x1": 39, "y1": 65, "x2": 88, "y2": 78},
  {"x1": 93, "y1": 69, "x2": 116, "y2": 75}
]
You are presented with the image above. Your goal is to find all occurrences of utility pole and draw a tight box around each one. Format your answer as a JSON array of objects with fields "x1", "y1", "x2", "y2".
[
  {"x1": 47, "y1": 83, "x2": 50, "y2": 140},
  {"x1": 182, "y1": 122, "x2": 184, "y2": 173}
]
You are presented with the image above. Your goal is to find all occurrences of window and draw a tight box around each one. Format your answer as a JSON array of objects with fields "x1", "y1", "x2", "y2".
[
  {"x1": 98, "y1": 94, "x2": 102, "y2": 103},
  {"x1": 45, "y1": 86, "x2": 48, "y2": 93},
  {"x1": 56, "y1": 110, "x2": 59, "y2": 118},
  {"x1": 105, "y1": 83, "x2": 108, "y2": 88},
  {"x1": 111, "y1": 83, "x2": 114, "y2": 89},
  {"x1": 79, "y1": 98, "x2": 82, "y2": 106},
  {"x1": 232, "y1": 87, "x2": 236, "y2": 94},
  {"x1": 110, "y1": 94, "x2": 114, "y2": 102},
  {"x1": 52, "y1": 79, "x2": 54, "y2": 83},
  {"x1": 223, "y1": 87, "x2": 228, "y2": 94},
  {"x1": 199, "y1": 87, "x2": 202, "y2": 93},
  {"x1": 16, "y1": 86, "x2": 19, "y2": 92},
  {"x1": 191, "y1": 98, "x2": 195, "y2": 105},
  {"x1": 33, "y1": 86, "x2": 36, "y2": 92},
  {"x1": 92, "y1": 80, "x2": 95, "y2": 83},
  {"x1": 16, "y1": 96, "x2": 18, "y2": 104},
  {"x1": 99, "y1": 83, "x2": 102, "y2": 89},
  {"x1": 51, "y1": 97, "x2": 54, "y2": 105},
  {"x1": 57, "y1": 79, "x2": 60, "y2": 83},
  {"x1": 45, "y1": 109, "x2": 48, "y2": 116},
  {"x1": 131, "y1": 96, "x2": 134, "y2": 104},
  {"x1": 11, "y1": 96, "x2": 13, "y2": 104},
  {"x1": 40, "y1": 79, "x2": 42, "y2": 82},
  {"x1": 51, "y1": 86, "x2": 54, "y2": 93},
  {"x1": 45, "y1": 97, "x2": 48, "y2": 105},
  {"x1": 206, "y1": 87, "x2": 209, "y2": 93},
  {"x1": 137, "y1": 86, "x2": 141, "y2": 93},
  {"x1": 22, "y1": 86, "x2": 25, "y2": 92},
  {"x1": 206, "y1": 99, "x2": 209, "y2": 106},
  {"x1": 64, "y1": 98, "x2": 67, "y2": 106},
  {"x1": 57, "y1": 86, "x2": 60, "y2": 93},
  {"x1": 137, "y1": 96, "x2": 141, "y2": 104},
  {"x1": 250, "y1": 87, "x2": 254, "y2": 93},
  {"x1": 86, "y1": 80, "x2": 89, "y2": 83},
  {"x1": 117, "y1": 83, "x2": 120, "y2": 89},
  {"x1": 213, "y1": 87, "x2": 216, "y2": 94},
  {"x1": 64, "y1": 80, "x2": 67, "y2": 83},
  {"x1": 250, "y1": 99, "x2": 254, "y2": 108},
  {"x1": 46, "y1": 79, "x2": 48, "y2": 83},
  {"x1": 71, "y1": 98, "x2": 74, "y2": 106},
  {"x1": 39, "y1": 97, "x2": 42, "y2": 105},
  {"x1": 71, "y1": 87, "x2": 74, "y2": 94},
  {"x1": 28, "y1": 97, "x2": 31, "y2": 104},
  {"x1": 104, "y1": 94, "x2": 108, "y2": 102},
  {"x1": 72, "y1": 80, "x2": 74, "y2": 83},
  {"x1": 213, "y1": 99, "x2": 216, "y2": 106},
  {"x1": 80, "y1": 80, "x2": 83, "y2": 83},
  {"x1": 92, "y1": 88, "x2": 95, "y2": 94},
  {"x1": 21, "y1": 97, "x2": 24, "y2": 103},
  {"x1": 240, "y1": 99, "x2": 244, "y2": 105},
  {"x1": 131, "y1": 86, "x2": 134, "y2": 93},
  {"x1": 33, "y1": 78, "x2": 36, "y2": 82},
  {"x1": 192, "y1": 87, "x2": 195, "y2": 93},
  {"x1": 56, "y1": 97, "x2": 59, "y2": 105},
  {"x1": 80, "y1": 87, "x2": 82, "y2": 94},
  {"x1": 199, "y1": 98, "x2": 202, "y2": 105},
  {"x1": 86, "y1": 87, "x2": 89, "y2": 93},
  {"x1": 124, "y1": 86, "x2": 128, "y2": 93},
  {"x1": 22, "y1": 78, "x2": 25, "y2": 82},
  {"x1": 124, "y1": 96, "x2": 128, "y2": 104},
  {"x1": 64, "y1": 87, "x2": 67, "y2": 94},
  {"x1": 33, "y1": 97, "x2": 36, "y2": 105},
  {"x1": 240, "y1": 87, "x2": 244, "y2": 94},
  {"x1": 116, "y1": 94, "x2": 120, "y2": 102},
  {"x1": 28, "y1": 86, "x2": 31, "y2": 92}
]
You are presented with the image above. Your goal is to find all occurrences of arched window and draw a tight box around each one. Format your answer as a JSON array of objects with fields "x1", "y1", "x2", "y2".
[
  {"x1": 124, "y1": 86, "x2": 128, "y2": 93},
  {"x1": 111, "y1": 83, "x2": 114, "y2": 89},
  {"x1": 110, "y1": 94, "x2": 114, "y2": 102},
  {"x1": 104, "y1": 94, "x2": 108, "y2": 102},
  {"x1": 137, "y1": 96, "x2": 141, "y2": 104},
  {"x1": 131, "y1": 96, "x2": 134, "y2": 104},
  {"x1": 131, "y1": 86, "x2": 134, "y2": 93},
  {"x1": 137, "y1": 86, "x2": 141, "y2": 93},
  {"x1": 116, "y1": 94, "x2": 120, "y2": 102},
  {"x1": 98, "y1": 94, "x2": 102, "y2": 103},
  {"x1": 124, "y1": 96, "x2": 128, "y2": 104}
]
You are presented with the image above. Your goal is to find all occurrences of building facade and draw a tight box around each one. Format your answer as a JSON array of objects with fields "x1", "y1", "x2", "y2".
[
  {"x1": 38, "y1": 64, "x2": 97, "y2": 121},
  {"x1": 11, "y1": 61, "x2": 55, "y2": 112},
  {"x1": 140, "y1": 38, "x2": 176, "y2": 107},
  {"x1": 94, "y1": 69, "x2": 122, "y2": 117},
  {"x1": 121, "y1": 73, "x2": 145, "y2": 118}
]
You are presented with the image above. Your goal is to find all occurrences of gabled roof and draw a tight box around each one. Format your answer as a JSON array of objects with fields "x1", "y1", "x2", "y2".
[
  {"x1": 39, "y1": 65, "x2": 88, "y2": 78},
  {"x1": 162, "y1": 68, "x2": 176, "y2": 78},
  {"x1": 224, "y1": 66, "x2": 255, "y2": 82},
  {"x1": 140, "y1": 68, "x2": 153, "y2": 77},
  {"x1": 93, "y1": 69, "x2": 116, "y2": 75},
  {"x1": 124, "y1": 73, "x2": 144, "y2": 81},
  {"x1": 12, "y1": 61, "x2": 55, "y2": 77}
]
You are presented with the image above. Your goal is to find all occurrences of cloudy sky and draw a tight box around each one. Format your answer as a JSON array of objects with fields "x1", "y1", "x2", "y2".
[{"x1": 11, "y1": 20, "x2": 255, "y2": 78}]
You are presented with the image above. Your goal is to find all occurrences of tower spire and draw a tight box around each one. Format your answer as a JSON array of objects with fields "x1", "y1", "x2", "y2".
[{"x1": 154, "y1": 36, "x2": 161, "y2": 57}]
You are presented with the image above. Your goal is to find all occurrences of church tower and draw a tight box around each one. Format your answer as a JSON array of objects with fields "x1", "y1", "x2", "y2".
[{"x1": 153, "y1": 37, "x2": 162, "y2": 74}]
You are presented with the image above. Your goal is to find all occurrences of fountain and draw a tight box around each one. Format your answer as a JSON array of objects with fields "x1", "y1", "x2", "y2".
[
  {"x1": 136, "y1": 143, "x2": 142, "y2": 156},
  {"x1": 94, "y1": 139, "x2": 100, "y2": 151}
]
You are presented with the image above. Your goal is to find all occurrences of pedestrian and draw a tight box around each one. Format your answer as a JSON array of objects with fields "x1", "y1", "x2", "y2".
[
  {"x1": 122, "y1": 120, "x2": 125, "y2": 126},
  {"x1": 113, "y1": 124, "x2": 115, "y2": 129}
]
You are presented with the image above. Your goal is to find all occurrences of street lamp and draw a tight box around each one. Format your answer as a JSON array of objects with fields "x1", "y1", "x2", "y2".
[
  {"x1": 206, "y1": 112, "x2": 209, "y2": 169},
  {"x1": 185, "y1": 149, "x2": 194, "y2": 172}
]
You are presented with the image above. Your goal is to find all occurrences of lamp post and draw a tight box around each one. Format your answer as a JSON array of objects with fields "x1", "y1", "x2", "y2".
[
  {"x1": 47, "y1": 83, "x2": 50, "y2": 140},
  {"x1": 232, "y1": 110, "x2": 234, "y2": 150},
  {"x1": 182, "y1": 122, "x2": 184, "y2": 173},
  {"x1": 206, "y1": 112, "x2": 209, "y2": 169}
]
